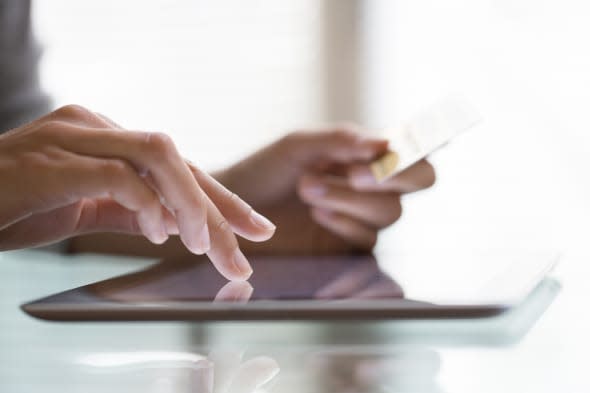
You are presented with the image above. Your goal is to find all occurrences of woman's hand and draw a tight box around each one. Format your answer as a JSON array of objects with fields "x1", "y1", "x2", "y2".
[
  {"x1": 0, "y1": 105, "x2": 275, "y2": 280},
  {"x1": 215, "y1": 127, "x2": 435, "y2": 254}
]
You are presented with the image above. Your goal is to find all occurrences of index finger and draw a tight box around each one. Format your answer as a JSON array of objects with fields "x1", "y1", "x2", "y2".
[{"x1": 51, "y1": 125, "x2": 211, "y2": 254}]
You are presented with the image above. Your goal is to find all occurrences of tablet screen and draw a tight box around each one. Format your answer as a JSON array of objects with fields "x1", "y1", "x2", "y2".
[
  {"x1": 87, "y1": 255, "x2": 403, "y2": 303},
  {"x1": 31, "y1": 250, "x2": 556, "y2": 309}
]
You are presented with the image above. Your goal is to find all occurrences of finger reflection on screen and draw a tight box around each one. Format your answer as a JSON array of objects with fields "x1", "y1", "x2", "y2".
[
  {"x1": 214, "y1": 281, "x2": 254, "y2": 303},
  {"x1": 314, "y1": 260, "x2": 404, "y2": 300}
]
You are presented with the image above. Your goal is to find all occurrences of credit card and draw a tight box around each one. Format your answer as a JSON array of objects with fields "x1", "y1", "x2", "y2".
[{"x1": 370, "y1": 96, "x2": 482, "y2": 182}]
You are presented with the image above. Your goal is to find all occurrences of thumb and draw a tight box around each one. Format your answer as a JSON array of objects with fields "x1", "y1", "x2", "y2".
[{"x1": 283, "y1": 127, "x2": 389, "y2": 165}]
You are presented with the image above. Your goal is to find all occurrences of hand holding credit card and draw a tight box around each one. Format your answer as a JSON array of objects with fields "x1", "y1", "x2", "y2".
[{"x1": 370, "y1": 96, "x2": 482, "y2": 182}]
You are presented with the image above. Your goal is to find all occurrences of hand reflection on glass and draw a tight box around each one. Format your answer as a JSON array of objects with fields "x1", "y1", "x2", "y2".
[
  {"x1": 89, "y1": 254, "x2": 405, "y2": 304},
  {"x1": 313, "y1": 259, "x2": 404, "y2": 300},
  {"x1": 77, "y1": 350, "x2": 280, "y2": 393},
  {"x1": 308, "y1": 347, "x2": 444, "y2": 393},
  {"x1": 206, "y1": 350, "x2": 279, "y2": 393}
]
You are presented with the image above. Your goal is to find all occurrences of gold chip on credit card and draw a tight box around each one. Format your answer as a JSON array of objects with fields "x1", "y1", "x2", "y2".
[
  {"x1": 370, "y1": 151, "x2": 400, "y2": 182},
  {"x1": 370, "y1": 96, "x2": 482, "y2": 182}
]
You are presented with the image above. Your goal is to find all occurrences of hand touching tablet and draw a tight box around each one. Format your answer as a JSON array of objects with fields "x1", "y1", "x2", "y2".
[{"x1": 0, "y1": 105, "x2": 275, "y2": 280}]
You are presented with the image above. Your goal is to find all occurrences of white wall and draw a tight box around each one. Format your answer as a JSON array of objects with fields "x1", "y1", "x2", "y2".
[
  {"x1": 379, "y1": 0, "x2": 590, "y2": 256},
  {"x1": 34, "y1": 0, "x2": 324, "y2": 170},
  {"x1": 34, "y1": 0, "x2": 590, "y2": 255}
]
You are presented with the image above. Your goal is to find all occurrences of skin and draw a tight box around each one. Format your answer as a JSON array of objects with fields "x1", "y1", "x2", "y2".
[
  {"x1": 0, "y1": 105, "x2": 436, "y2": 279},
  {"x1": 0, "y1": 105, "x2": 276, "y2": 281},
  {"x1": 70, "y1": 127, "x2": 435, "y2": 257},
  {"x1": 216, "y1": 127, "x2": 435, "y2": 254}
]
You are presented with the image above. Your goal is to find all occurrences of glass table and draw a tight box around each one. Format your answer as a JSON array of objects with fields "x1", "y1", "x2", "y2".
[{"x1": 0, "y1": 248, "x2": 586, "y2": 392}]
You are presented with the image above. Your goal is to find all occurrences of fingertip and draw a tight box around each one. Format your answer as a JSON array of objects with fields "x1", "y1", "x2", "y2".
[
  {"x1": 348, "y1": 164, "x2": 378, "y2": 190},
  {"x1": 421, "y1": 159, "x2": 437, "y2": 187},
  {"x1": 310, "y1": 207, "x2": 333, "y2": 224},
  {"x1": 137, "y1": 209, "x2": 169, "y2": 245},
  {"x1": 248, "y1": 226, "x2": 276, "y2": 242},
  {"x1": 240, "y1": 227, "x2": 276, "y2": 243},
  {"x1": 207, "y1": 250, "x2": 253, "y2": 281},
  {"x1": 144, "y1": 232, "x2": 164, "y2": 245},
  {"x1": 163, "y1": 213, "x2": 179, "y2": 235},
  {"x1": 214, "y1": 281, "x2": 254, "y2": 302},
  {"x1": 229, "y1": 209, "x2": 276, "y2": 242},
  {"x1": 298, "y1": 173, "x2": 327, "y2": 201},
  {"x1": 249, "y1": 210, "x2": 276, "y2": 231},
  {"x1": 231, "y1": 249, "x2": 253, "y2": 280},
  {"x1": 150, "y1": 230, "x2": 169, "y2": 245}
]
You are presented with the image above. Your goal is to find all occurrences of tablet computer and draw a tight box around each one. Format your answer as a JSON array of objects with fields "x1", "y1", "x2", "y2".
[{"x1": 21, "y1": 250, "x2": 558, "y2": 321}]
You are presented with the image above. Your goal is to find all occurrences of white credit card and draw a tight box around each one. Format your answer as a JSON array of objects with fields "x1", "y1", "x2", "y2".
[{"x1": 370, "y1": 96, "x2": 482, "y2": 182}]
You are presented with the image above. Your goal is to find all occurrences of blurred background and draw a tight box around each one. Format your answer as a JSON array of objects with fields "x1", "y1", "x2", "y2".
[{"x1": 33, "y1": 0, "x2": 590, "y2": 257}]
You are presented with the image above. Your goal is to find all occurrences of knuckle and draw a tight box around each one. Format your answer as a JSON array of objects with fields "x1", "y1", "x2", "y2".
[
  {"x1": 143, "y1": 132, "x2": 177, "y2": 158},
  {"x1": 224, "y1": 188, "x2": 239, "y2": 204},
  {"x1": 277, "y1": 130, "x2": 307, "y2": 162},
  {"x1": 36, "y1": 120, "x2": 70, "y2": 137},
  {"x1": 180, "y1": 193, "x2": 209, "y2": 221},
  {"x1": 18, "y1": 151, "x2": 51, "y2": 170},
  {"x1": 287, "y1": 129, "x2": 306, "y2": 140},
  {"x1": 53, "y1": 104, "x2": 92, "y2": 120},
  {"x1": 101, "y1": 159, "x2": 131, "y2": 178},
  {"x1": 213, "y1": 217, "x2": 239, "y2": 248},
  {"x1": 329, "y1": 126, "x2": 358, "y2": 141},
  {"x1": 41, "y1": 119, "x2": 65, "y2": 130},
  {"x1": 215, "y1": 218, "x2": 230, "y2": 232},
  {"x1": 281, "y1": 129, "x2": 306, "y2": 146},
  {"x1": 16, "y1": 146, "x2": 70, "y2": 174},
  {"x1": 296, "y1": 177, "x2": 307, "y2": 198}
]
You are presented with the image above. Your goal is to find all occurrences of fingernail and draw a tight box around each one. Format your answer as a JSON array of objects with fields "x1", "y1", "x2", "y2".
[
  {"x1": 153, "y1": 221, "x2": 169, "y2": 244},
  {"x1": 356, "y1": 139, "x2": 388, "y2": 160},
  {"x1": 250, "y1": 210, "x2": 276, "y2": 230},
  {"x1": 359, "y1": 147, "x2": 376, "y2": 160},
  {"x1": 302, "y1": 179, "x2": 326, "y2": 198},
  {"x1": 160, "y1": 219, "x2": 169, "y2": 237},
  {"x1": 146, "y1": 219, "x2": 167, "y2": 245},
  {"x1": 351, "y1": 167, "x2": 376, "y2": 187},
  {"x1": 312, "y1": 208, "x2": 333, "y2": 221},
  {"x1": 232, "y1": 249, "x2": 253, "y2": 280},
  {"x1": 197, "y1": 224, "x2": 211, "y2": 253}
]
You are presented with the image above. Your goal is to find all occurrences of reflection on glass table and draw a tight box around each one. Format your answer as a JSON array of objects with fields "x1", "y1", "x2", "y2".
[
  {"x1": 75, "y1": 347, "x2": 446, "y2": 393},
  {"x1": 77, "y1": 350, "x2": 279, "y2": 393},
  {"x1": 0, "y1": 250, "x2": 569, "y2": 393}
]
